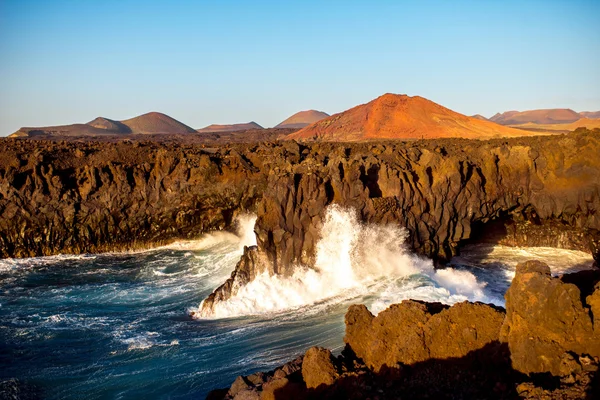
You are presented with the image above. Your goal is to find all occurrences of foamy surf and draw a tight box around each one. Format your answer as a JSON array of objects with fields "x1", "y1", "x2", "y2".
[{"x1": 196, "y1": 205, "x2": 497, "y2": 319}]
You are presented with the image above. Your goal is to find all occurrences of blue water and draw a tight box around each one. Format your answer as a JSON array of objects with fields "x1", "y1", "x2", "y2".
[
  {"x1": 1, "y1": 229, "x2": 594, "y2": 399},
  {"x1": 0, "y1": 234, "x2": 349, "y2": 399}
]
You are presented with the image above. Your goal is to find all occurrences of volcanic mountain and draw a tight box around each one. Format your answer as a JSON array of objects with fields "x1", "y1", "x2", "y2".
[
  {"x1": 580, "y1": 111, "x2": 600, "y2": 119},
  {"x1": 287, "y1": 93, "x2": 535, "y2": 141},
  {"x1": 196, "y1": 122, "x2": 263, "y2": 133},
  {"x1": 509, "y1": 118, "x2": 600, "y2": 133},
  {"x1": 490, "y1": 109, "x2": 581, "y2": 125},
  {"x1": 471, "y1": 114, "x2": 488, "y2": 121},
  {"x1": 10, "y1": 112, "x2": 196, "y2": 137},
  {"x1": 119, "y1": 112, "x2": 196, "y2": 134},
  {"x1": 275, "y1": 110, "x2": 329, "y2": 129}
]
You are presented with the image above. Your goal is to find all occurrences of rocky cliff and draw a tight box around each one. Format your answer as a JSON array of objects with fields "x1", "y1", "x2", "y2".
[
  {"x1": 211, "y1": 261, "x2": 600, "y2": 399},
  {"x1": 0, "y1": 139, "x2": 277, "y2": 257},
  {"x1": 2, "y1": 131, "x2": 599, "y2": 282},
  {"x1": 201, "y1": 130, "x2": 600, "y2": 314}
]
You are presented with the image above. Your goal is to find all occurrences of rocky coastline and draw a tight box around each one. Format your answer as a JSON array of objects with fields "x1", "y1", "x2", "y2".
[
  {"x1": 2, "y1": 131, "x2": 600, "y2": 305},
  {"x1": 2, "y1": 131, "x2": 600, "y2": 399},
  {"x1": 208, "y1": 261, "x2": 600, "y2": 399}
]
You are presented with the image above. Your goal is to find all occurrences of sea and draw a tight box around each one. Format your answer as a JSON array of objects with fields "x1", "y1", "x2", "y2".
[{"x1": 1, "y1": 206, "x2": 594, "y2": 399}]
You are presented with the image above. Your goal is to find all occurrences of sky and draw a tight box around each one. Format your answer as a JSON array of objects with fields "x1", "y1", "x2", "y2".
[{"x1": 0, "y1": 0, "x2": 599, "y2": 135}]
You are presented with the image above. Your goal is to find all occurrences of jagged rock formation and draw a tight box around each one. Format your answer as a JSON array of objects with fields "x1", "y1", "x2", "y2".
[
  {"x1": 2, "y1": 131, "x2": 600, "y2": 281},
  {"x1": 202, "y1": 130, "x2": 600, "y2": 313},
  {"x1": 212, "y1": 261, "x2": 600, "y2": 399},
  {"x1": 0, "y1": 140, "x2": 273, "y2": 257}
]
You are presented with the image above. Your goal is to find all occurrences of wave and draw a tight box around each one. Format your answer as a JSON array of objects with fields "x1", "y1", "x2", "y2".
[
  {"x1": 159, "y1": 214, "x2": 257, "y2": 253},
  {"x1": 197, "y1": 205, "x2": 497, "y2": 319}
]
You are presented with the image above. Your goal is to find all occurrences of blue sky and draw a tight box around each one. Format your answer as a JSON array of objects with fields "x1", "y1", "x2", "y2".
[{"x1": 1, "y1": 0, "x2": 599, "y2": 135}]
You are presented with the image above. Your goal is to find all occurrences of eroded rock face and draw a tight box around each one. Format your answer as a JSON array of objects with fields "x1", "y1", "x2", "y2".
[
  {"x1": 344, "y1": 300, "x2": 505, "y2": 371},
  {"x1": 253, "y1": 132, "x2": 600, "y2": 277},
  {"x1": 2, "y1": 132, "x2": 600, "y2": 275},
  {"x1": 0, "y1": 140, "x2": 276, "y2": 258},
  {"x1": 200, "y1": 131, "x2": 600, "y2": 311},
  {"x1": 500, "y1": 260, "x2": 600, "y2": 376}
]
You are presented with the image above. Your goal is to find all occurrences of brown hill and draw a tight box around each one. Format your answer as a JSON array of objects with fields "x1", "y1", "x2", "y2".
[
  {"x1": 119, "y1": 112, "x2": 196, "y2": 134},
  {"x1": 10, "y1": 123, "x2": 127, "y2": 138},
  {"x1": 510, "y1": 118, "x2": 600, "y2": 133},
  {"x1": 275, "y1": 110, "x2": 329, "y2": 129},
  {"x1": 196, "y1": 122, "x2": 263, "y2": 133},
  {"x1": 490, "y1": 109, "x2": 580, "y2": 125},
  {"x1": 580, "y1": 111, "x2": 600, "y2": 119},
  {"x1": 287, "y1": 93, "x2": 537, "y2": 141},
  {"x1": 87, "y1": 117, "x2": 131, "y2": 133},
  {"x1": 471, "y1": 114, "x2": 488, "y2": 121},
  {"x1": 10, "y1": 112, "x2": 196, "y2": 137}
]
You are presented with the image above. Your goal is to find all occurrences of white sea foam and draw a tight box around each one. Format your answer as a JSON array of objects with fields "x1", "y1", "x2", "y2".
[
  {"x1": 196, "y1": 205, "x2": 495, "y2": 319},
  {"x1": 160, "y1": 214, "x2": 257, "y2": 253},
  {"x1": 0, "y1": 254, "x2": 97, "y2": 273}
]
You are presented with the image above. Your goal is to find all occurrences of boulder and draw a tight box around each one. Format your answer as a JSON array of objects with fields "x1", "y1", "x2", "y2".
[
  {"x1": 344, "y1": 300, "x2": 505, "y2": 371},
  {"x1": 301, "y1": 347, "x2": 339, "y2": 389},
  {"x1": 500, "y1": 260, "x2": 600, "y2": 376}
]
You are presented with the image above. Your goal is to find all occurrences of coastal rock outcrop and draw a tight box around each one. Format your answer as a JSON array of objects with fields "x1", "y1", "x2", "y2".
[
  {"x1": 301, "y1": 347, "x2": 340, "y2": 389},
  {"x1": 345, "y1": 301, "x2": 505, "y2": 371},
  {"x1": 2, "y1": 131, "x2": 600, "y2": 299},
  {"x1": 0, "y1": 140, "x2": 273, "y2": 257},
  {"x1": 212, "y1": 261, "x2": 600, "y2": 399},
  {"x1": 201, "y1": 130, "x2": 600, "y2": 312},
  {"x1": 500, "y1": 260, "x2": 600, "y2": 377}
]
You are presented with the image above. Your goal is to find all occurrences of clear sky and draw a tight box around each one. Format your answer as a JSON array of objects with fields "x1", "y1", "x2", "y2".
[{"x1": 1, "y1": 0, "x2": 599, "y2": 135}]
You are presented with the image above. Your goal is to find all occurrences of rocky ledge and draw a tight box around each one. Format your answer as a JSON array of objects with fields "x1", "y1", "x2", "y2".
[{"x1": 209, "y1": 261, "x2": 600, "y2": 399}]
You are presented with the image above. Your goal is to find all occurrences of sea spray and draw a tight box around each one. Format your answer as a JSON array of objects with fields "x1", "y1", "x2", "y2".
[
  {"x1": 159, "y1": 213, "x2": 257, "y2": 253},
  {"x1": 196, "y1": 205, "x2": 496, "y2": 319}
]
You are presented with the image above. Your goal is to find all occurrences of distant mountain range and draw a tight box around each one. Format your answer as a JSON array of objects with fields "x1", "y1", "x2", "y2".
[
  {"x1": 11, "y1": 112, "x2": 196, "y2": 137},
  {"x1": 8, "y1": 99, "x2": 600, "y2": 140},
  {"x1": 471, "y1": 108, "x2": 600, "y2": 133},
  {"x1": 489, "y1": 109, "x2": 581, "y2": 125}
]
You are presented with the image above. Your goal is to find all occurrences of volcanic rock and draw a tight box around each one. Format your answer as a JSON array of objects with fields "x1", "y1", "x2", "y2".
[
  {"x1": 344, "y1": 301, "x2": 505, "y2": 371},
  {"x1": 301, "y1": 347, "x2": 339, "y2": 389},
  {"x1": 500, "y1": 260, "x2": 600, "y2": 376}
]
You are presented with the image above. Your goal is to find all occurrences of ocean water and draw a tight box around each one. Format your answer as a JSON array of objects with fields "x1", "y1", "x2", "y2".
[{"x1": 1, "y1": 208, "x2": 594, "y2": 399}]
